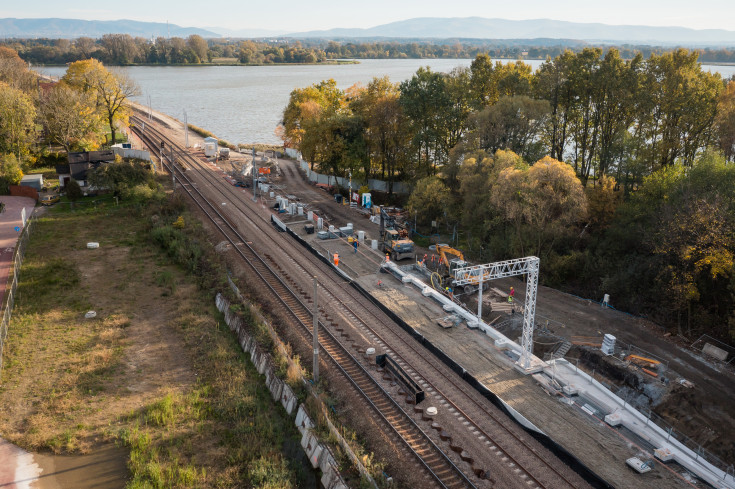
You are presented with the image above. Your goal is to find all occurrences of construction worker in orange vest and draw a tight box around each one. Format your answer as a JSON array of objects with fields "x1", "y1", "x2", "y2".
[{"x1": 334, "y1": 253, "x2": 339, "y2": 266}]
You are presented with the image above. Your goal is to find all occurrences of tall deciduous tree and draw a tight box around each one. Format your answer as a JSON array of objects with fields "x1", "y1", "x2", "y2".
[
  {"x1": 0, "y1": 46, "x2": 37, "y2": 93},
  {"x1": 281, "y1": 79, "x2": 343, "y2": 168},
  {"x1": 714, "y1": 81, "x2": 735, "y2": 161},
  {"x1": 187, "y1": 35, "x2": 209, "y2": 63},
  {"x1": 40, "y1": 83, "x2": 102, "y2": 152},
  {"x1": 470, "y1": 95, "x2": 550, "y2": 162},
  {"x1": 636, "y1": 49, "x2": 722, "y2": 169},
  {"x1": 492, "y1": 156, "x2": 587, "y2": 257},
  {"x1": 350, "y1": 77, "x2": 410, "y2": 189},
  {"x1": 0, "y1": 81, "x2": 36, "y2": 158},
  {"x1": 63, "y1": 59, "x2": 139, "y2": 146},
  {"x1": 534, "y1": 50, "x2": 576, "y2": 162}
]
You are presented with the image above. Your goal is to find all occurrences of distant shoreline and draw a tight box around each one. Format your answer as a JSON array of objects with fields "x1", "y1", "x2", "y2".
[
  {"x1": 31, "y1": 58, "x2": 735, "y2": 69},
  {"x1": 30, "y1": 60, "x2": 361, "y2": 68}
]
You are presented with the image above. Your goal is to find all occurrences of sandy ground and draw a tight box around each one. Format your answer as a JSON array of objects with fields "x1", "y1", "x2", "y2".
[{"x1": 0, "y1": 206, "x2": 198, "y2": 488}]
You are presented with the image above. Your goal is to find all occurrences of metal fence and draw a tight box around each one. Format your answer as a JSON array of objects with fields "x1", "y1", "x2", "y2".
[
  {"x1": 691, "y1": 334, "x2": 735, "y2": 365},
  {"x1": 0, "y1": 216, "x2": 35, "y2": 383},
  {"x1": 621, "y1": 394, "x2": 735, "y2": 478}
]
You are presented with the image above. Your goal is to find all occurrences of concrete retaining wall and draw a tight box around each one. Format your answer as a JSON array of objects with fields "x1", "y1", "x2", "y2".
[
  {"x1": 215, "y1": 292, "x2": 373, "y2": 489},
  {"x1": 291, "y1": 154, "x2": 411, "y2": 194}
]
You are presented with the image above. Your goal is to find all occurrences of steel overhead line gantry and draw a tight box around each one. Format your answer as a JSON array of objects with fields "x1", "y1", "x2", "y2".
[{"x1": 453, "y1": 256, "x2": 540, "y2": 372}]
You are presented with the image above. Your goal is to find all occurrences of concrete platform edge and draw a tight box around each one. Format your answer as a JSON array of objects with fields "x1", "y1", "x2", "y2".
[{"x1": 281, "y1": 218, "x2": 615, "y2": 489}]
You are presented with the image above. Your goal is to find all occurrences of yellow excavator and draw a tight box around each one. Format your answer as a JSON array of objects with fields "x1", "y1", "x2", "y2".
[{"x1": 431, "y1": 244, "x2": 486, "y2": 294}]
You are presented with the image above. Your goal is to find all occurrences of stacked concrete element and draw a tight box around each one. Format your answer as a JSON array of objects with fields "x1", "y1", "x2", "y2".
[{"x1": 215, "y1": 292, "x2": 374, "y2": 489}]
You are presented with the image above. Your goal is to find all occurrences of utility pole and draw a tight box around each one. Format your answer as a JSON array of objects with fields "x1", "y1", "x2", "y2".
[
  {"x1": 312, "y1": 276, "x2": 319, "y2": 383},
  {"x1": 251, "y1": 147, "x2": 257, "y2": 201},
  {"x1": 170, "y1": 147, "x2": 175, "y2": 189},
  {"x1": 183, "y1": 109, "x2": 189, "y2": 148},
  {"x1": 477, "y1": 279, "x2": 483, "y2": 321}
]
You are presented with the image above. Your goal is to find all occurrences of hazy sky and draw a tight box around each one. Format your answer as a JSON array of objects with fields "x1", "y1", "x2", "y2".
[{"x1": 3, "y1": 0, "x2": 734, "y2": 32}]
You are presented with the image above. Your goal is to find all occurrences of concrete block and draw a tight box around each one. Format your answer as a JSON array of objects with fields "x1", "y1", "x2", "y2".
[
  {"x1": 269, "y1": 377, "x2": 283, "y2": 401},
  {"x1": 563, "y1": 384, "x2": 579, "y2": 395},
  {"x1": 654, "y1": 447, "x2": 674, "y2": 462},
  {"x1": 322, "y1": 472, "x2": 348, "y2": 489},
  {"x1": 605, "y1": 412, "x2": 622, "y2": 426},
  {"x1": 238, "y1": 330, "x2": 251, "y2": 350},
  {"x1": 280, "y1": 384, "x2": 298, "y2": 415},
  {"x1": 703, "y1": 343, "x2": 728, "y2": 361},
  {"x1": 301, "y1": 431, "x2": 322, "y2": 468},
  {"x1": 318, "y1": 450, "x2": 335, "y2": 474},
  {"x1": 295, "y1": 405, "x2": 314, "y2": 434},
  {"x1": 256, "y1": 352, "x2": 270, "y2": 374}
]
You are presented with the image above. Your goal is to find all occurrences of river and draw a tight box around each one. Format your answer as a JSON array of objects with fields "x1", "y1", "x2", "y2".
[{"x1": 36, "y1": 59, "x2": 735, "y2": 146}]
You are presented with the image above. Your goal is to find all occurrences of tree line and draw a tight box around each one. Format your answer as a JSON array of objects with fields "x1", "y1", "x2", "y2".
[
  {"x1": 3, "y1": 36, "x2": 330, "y2": 65},
  {"x1": 0, "y1": 46, "x2": 139, "y2": 191},
  {"x1": 6, "y1": 36, "x2": 735, "y2": 66},
  {"x1": 282, "y1": 48, "x2": 735, "y2": 341}
]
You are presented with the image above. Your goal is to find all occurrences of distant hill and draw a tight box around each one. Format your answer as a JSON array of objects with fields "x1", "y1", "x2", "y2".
[
  {"x1": 288, "y1": 17, "x2": 735, "y2": 46},
  {"x1": 205, "y1": 27, "x2": 289, "y2": 38},
  {"x1": 0, "y1": 18, "x2": 220, "y2": 39}
]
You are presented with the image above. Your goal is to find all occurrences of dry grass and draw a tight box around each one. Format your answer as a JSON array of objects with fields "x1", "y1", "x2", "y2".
[{"x1": 0, "y1": 192, "x2": 308, "y2": 487}]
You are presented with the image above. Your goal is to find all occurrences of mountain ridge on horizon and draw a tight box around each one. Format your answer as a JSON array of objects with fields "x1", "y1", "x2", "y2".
[
  {"x1": 285, "y1": 17, "x2": 735, "y2": 46},
  {"x1": 2, "y1": 16, "x2": 735, "y2": 46}
]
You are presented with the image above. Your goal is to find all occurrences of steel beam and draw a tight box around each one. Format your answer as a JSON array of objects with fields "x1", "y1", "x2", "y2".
[{"x1": 454, "y1": 256, "x2": 540, "y2": 369}]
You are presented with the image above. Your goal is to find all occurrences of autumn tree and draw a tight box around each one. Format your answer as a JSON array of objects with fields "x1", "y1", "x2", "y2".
[
  {"x1": 0, "y1": 46, "x2": 37, "y2": 92},
  {"x1": 187, "y1": 35, "x2": 209, "y2": 63},
  {"x1": 585, "y1": 175, "x2": 622, "y2": 230},
  {"x1": 0, "y1": 154, "x2": 24, "y2": 194},
  {"x1": 469, "y1": 95, "x2": 550, "y2": 162},
  {"x1": 40, "y1": 83, "x2": 102, "y2": 152},
  {"x1": 714, "y1": 80, "x2": 735, "y2": 161},
  {"x1": 406, "y1": 176, "x2": 453, "y2": 228},
  {"x1": 281, "y1": 79, "x2": 343, "y2": 168},
  {"x1": 0, "y1": 81, "x2": 36, "y2": 158},
  {"x1": 63, "y1": 59, "x2": 139, "y2": 146},
  {"x1": 492, "y1": 156, "x2": 588, "y2": 257},
  {"x1": 349, "y1": 77, "x2": 410, "y2": 188}
]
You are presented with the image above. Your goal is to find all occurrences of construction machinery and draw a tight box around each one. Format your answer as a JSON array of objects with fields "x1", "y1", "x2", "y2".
[
  {"x1": 379, "y1": 207, "x2": 414, "y2": 261},
  {"x1": 431, "y1": 244, "x2": 486, "y2": 294}
]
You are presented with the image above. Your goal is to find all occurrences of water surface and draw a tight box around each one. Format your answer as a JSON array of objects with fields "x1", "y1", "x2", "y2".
[{"x1": 37, "y1": 59, "x2": 735, "y2": 146}]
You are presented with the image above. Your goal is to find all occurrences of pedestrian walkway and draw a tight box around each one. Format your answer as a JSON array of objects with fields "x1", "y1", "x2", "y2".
[{"x1": 0, "y1": 196, "x2": 36, "y2": 305}]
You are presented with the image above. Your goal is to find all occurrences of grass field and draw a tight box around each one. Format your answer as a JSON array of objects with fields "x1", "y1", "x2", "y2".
[{"x1": 0, "y1": 187, "x2": 309, "y2": 488}]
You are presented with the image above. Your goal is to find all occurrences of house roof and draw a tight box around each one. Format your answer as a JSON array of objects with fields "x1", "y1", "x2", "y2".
[
  {"x1": 20, "y1": 174, "x2": 43, "y2": 183},
  {"x1": 69, "y1": 162, "x2": 91, "y2": 180},
  {"x1": 56, "y1": 163, "x2": 70, "y2": 175},
  {"x1": 68, "y1": 150, "x2": 115, "y2": 164}
]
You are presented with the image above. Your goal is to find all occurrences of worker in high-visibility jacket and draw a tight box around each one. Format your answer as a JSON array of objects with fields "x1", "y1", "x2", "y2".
[{"x1": 334, "y1": 253, "x2": 339, "y2": 266}]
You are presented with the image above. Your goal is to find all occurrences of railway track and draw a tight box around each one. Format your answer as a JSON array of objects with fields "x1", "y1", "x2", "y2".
[
  {"x1": 130, "y1": 116, "x2": 476, "y2": 489},
  {"x1": 131, "y1": 113, "x2": 592, "y2": 489}
]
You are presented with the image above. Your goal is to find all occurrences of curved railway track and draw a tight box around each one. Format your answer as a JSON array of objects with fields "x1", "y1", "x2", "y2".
[
  {"x1": 131, "y1": 114, "x2": 590, "y2": 489},
  {"x1": 131, "y1": 116, "x2": 475, "y2": 489}
]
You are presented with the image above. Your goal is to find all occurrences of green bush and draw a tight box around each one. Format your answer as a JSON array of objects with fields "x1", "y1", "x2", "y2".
[{"x1": 65, "y1": 179, "x2": 83, "y2": 201}]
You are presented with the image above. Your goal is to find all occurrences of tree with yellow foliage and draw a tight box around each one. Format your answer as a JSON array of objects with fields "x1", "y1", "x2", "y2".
[
  {"x1": 492, "y1": 156, "x2": 588, "y2": 257},
  {"x1": 40, "y1": 83, "x2": 103, "y2": 152},
  {"x1": 62, "y1": 59, "x2": 139, "y2": 146},
  {"x1": 0, "y1": 81, "x2": 36, "y2": 158}
]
